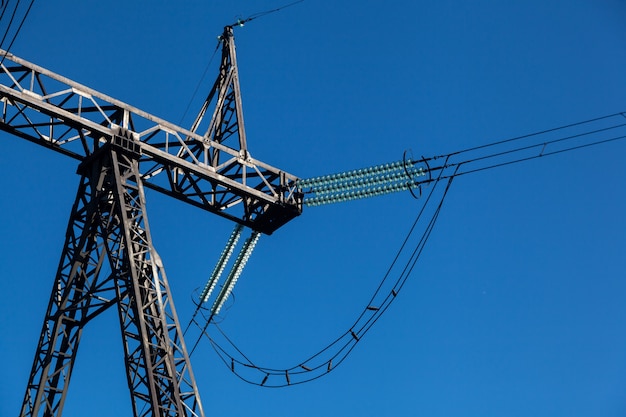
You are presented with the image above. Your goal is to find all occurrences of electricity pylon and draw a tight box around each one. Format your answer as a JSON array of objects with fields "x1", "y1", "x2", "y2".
[{"x1": 0, "y1": 26, "x2": 302, "y2": 417}]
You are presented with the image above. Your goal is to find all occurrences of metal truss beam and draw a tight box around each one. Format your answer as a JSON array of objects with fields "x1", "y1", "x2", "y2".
[{"x1": 0, "y1": 33, "x2": 302, "y2": 234}]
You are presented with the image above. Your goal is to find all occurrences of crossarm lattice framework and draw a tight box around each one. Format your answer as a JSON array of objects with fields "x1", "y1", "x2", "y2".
[
  {"x1": 0, "y1": 30, "x2": 302, "y2": 235},
  {"x1": 2, "y1": 26, "x2": 302, "y2": 417}
]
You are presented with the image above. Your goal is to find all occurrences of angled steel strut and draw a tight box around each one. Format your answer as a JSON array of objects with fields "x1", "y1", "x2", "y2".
[{"x1": 1, "y1": 26, "x2": 301, "y2": 417}]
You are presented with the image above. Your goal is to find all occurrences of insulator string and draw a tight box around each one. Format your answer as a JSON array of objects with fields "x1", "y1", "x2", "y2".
[{"x1": 200, "y1": 224, "x2": 244, "y2": 303}]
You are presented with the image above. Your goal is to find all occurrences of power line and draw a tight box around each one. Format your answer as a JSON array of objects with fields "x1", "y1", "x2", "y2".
[
  {"x1": 179, "y1": 41, "x2": 221, "y2": 127},
  {"x1": 0, "y1": 0, "x2": 35, "y2": 60},
  {"x1": 229, "y1": 0, "x2": 305, "y2": 28},
  {"x1": 189, "y1": 157, "x2": 456, "y2": 387},
  {"x1": 298, "y1": 112, "x2": 626, "y2": 205},
  {"x1": 0, "y1": 0, "x2": 20, "y2": 50},
  {"x1": 187, "y1": 111, "x2": 626, "y2": 387},
  {"x1": 426, "y1": 112, "x2": 626, "y2": 181},
  {"x1": 0, "y1": 1, "x2": 12, "y2": 25}
]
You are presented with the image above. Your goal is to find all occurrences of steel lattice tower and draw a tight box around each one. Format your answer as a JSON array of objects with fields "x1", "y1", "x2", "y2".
[{"x1": 0, "y1": 26, "x2": 302, "y2": 417}]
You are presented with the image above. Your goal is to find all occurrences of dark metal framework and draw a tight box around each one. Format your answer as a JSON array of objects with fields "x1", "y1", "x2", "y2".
[
  {"x1": 0, "y1": 26, "x2": 302, "y2": 235},
  {"x1": 2, "y1": 26, "x2": 301, "y2": 417}
]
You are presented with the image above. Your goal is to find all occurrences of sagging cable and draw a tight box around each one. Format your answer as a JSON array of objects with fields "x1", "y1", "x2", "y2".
[{"x1": 211, "y1": 231, "x2": 261, "y2": 315}]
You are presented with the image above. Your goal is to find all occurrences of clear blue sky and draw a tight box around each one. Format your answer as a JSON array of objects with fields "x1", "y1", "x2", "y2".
[{"x1": 1, "y1": 1, "x2": 625, "y2": 416}]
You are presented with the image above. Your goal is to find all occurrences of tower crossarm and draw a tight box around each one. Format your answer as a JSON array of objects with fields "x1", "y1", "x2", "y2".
[{"x1": 0, "y1": 50, "x2": 302, "y2": 234}]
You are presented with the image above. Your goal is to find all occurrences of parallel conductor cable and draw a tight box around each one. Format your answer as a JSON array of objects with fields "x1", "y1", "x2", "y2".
[
  {"x1": 197, "y1": 166, "x2": 456, "y2": 387},
  {"x1": 190, "y1": 112, "x2": 626, "y2": 386}
]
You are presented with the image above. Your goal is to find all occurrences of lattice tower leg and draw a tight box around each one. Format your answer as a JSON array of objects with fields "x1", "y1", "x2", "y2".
[
  {"x1": 20, "y1": 146, "x2": 205, "y2": 417},
  {"x1": 19, "y1": 161, "x2": 120, "y2": 417}
]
